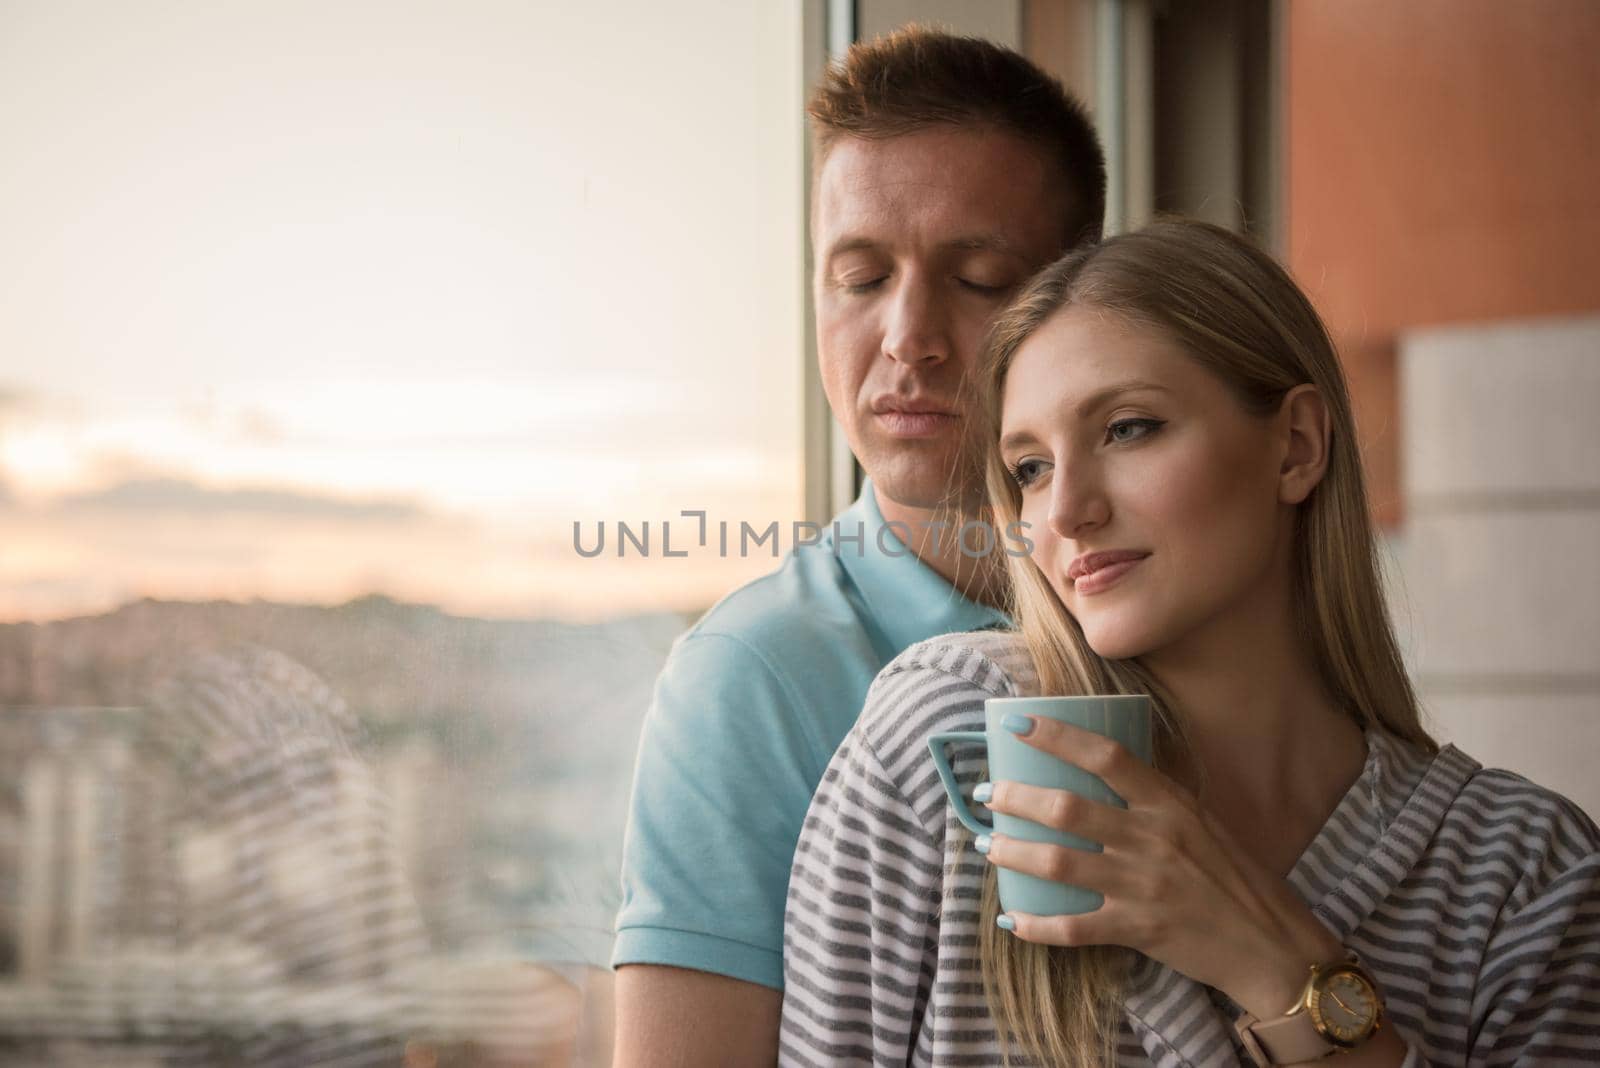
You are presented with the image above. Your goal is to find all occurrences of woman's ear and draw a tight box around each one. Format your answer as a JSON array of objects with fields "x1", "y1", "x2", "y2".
[{"x1": 1277, "y1": 384, "x2": 1331, "y2": 505}]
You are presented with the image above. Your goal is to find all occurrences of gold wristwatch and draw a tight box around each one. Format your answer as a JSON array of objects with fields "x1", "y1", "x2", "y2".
[{"x1": 1234, "y1": 951, "x2": 1384, "y2": 1066}]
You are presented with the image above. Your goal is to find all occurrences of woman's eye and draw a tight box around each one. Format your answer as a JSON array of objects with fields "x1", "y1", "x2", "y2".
[
  {"x1": 1106, "y1": 418, "x2": 1164, "y2": 444},
  {"x1": 957, "y1": 278, "x2": 1011, "y2": 294},
  {"x1": 1008, "y1": 458, "x2": 1047, "y2": 488},
  {"x1": 840, "y1": 277, "x2": 885, "y2": 294}
]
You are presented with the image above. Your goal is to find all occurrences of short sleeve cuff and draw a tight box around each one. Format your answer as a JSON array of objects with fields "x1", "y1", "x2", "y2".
[{"x1": 610, "y1": 925, "x2": 784, "y2": 991}]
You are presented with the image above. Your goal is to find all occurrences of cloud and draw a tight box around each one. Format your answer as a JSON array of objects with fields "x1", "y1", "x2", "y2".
[
  {"x1": 178, "y1": 398, "x2": 289, "y2": 446},
  {"x1": 0, "y1": 385, "x2": 33, "y2": 415},
  {"x1": 56, "y1": 477, "x2": 425, "y2": 522}
]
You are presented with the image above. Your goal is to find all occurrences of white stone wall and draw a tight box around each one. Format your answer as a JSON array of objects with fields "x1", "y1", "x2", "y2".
[{"x1": 1395, "y1": 314, "x2": 1600, "y2": 818}]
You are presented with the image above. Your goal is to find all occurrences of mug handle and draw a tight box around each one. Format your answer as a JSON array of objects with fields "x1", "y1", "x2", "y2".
[{"x1": 927, "y1": 731, "x2": 992, "y2": 838}]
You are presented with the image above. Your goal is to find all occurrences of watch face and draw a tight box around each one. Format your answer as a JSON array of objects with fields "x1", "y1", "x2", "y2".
[{"x1": 1308, "y1": 967, "x2": 1380, "y2": 1046}]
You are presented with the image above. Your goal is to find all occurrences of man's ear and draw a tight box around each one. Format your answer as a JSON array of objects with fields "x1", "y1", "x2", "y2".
[{"x1": 1277, "y1": 383, "x2": 1331, "y2": 506}]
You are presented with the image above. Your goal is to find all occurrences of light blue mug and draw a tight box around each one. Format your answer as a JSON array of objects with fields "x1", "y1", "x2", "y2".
[{"x1": 928, "y1": 695, "x2": 1153, "y2": 916}]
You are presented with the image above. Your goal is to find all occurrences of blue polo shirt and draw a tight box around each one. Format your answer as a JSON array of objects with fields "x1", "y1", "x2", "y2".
[{"x1": 611, "y1": 478, "x2": 1009, "y2": 989}]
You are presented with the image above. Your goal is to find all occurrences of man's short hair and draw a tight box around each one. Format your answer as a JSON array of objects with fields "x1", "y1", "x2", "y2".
[{"x1": 807, "y1": 24, "x2": 1107, "y2": 247}]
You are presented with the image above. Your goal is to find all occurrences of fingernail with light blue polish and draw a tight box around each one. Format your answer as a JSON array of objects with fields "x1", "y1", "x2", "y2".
[
  {"x1": 975, "y1": 834, "x2": 992, "y2": 855},
  {"x1": 997, "y1": 914, "x2": 1016, "y2": 931},
  {"x1": 973, "y1": 782, "x2": 993, "y2": 803},
  {"x1": 1002, "y1": 713, "x2": 1034, "y2": 736}
]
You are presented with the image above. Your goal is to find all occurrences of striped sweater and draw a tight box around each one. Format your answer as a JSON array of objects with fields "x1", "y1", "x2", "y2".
[{"x1": 780, "y1": 629, "x2": 1600, "y2": 1067}]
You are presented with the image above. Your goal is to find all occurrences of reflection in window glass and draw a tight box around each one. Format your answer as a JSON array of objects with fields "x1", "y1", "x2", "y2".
[{"x1": 0, "y1": 2, "x2": 803, "y2": 1063}]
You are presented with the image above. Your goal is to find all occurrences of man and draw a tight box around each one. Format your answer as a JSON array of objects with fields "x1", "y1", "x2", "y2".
[{"x1": 612, "y1": 26, "x2": 1106, "y2": 1065}]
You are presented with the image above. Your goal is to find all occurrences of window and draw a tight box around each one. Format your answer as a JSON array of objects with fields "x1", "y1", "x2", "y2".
[{"x1": 0, "y1": 3, "x2": 804, "y2": 1062}]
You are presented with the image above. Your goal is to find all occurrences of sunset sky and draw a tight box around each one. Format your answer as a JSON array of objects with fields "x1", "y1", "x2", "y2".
[{"x1": 0, "y1": 1, "x2": 807, "y2": 623}]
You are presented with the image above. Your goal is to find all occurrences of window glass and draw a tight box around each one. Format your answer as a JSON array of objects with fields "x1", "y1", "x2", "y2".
[{"x1": 0, "y1": 3, "x2": 803, "y2": 1062}]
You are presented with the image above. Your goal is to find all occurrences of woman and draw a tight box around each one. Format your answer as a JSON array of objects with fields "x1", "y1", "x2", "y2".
[{"x1": 778, "y1": 220, "x2": 1600, "y2": 1067}]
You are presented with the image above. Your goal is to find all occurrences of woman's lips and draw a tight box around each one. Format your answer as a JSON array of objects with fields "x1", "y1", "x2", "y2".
[
  {"x1": 876, "y1": 410, "x2": 957, "y2": 438},
  {"x1": 1072, "y1": 555, "x2": 1147, "y2": 596}
]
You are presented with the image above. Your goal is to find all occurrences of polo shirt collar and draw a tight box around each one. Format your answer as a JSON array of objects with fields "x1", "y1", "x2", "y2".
[{"x1": 831, "y1": 477, "x2": 1009, "y2": 651}]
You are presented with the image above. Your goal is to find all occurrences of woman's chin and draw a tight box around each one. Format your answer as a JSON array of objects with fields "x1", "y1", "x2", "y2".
[{"x1": 1081, "y1": 626, "x2": 1157, "y2": 663}]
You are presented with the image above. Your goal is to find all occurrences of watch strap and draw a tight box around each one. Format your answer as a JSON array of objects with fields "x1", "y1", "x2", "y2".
[
  {"x1": 1234, "y1": 951, "x2": 1384, "y2": 1066},
  {"x1": 1235, "y1": 1008, "x2": 1339, "y2": 1066}
]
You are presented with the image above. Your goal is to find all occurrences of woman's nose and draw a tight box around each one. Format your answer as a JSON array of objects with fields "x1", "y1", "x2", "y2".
[{"x1": 1047, "y1": 462, "x2": 1110, "y2": 540}]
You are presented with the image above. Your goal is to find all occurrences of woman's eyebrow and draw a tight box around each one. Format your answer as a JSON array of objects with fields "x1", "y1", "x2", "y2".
[
  {"x1": 998, "y1": 426, "x2": 1039, "y2": 453},
  {"x1": 1073, "y1": 379, "x2": 1171, "y2": 417},
  {"x1": 999, "y1": 380, "x2": 1172, "y2": 452}
]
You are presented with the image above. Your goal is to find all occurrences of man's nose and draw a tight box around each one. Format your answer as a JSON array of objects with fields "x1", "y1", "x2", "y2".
[
  {"x1": 881, "y1": 274, "x2": 951, "y2": 366},
  {"x1": 1047, "y1": 459, "x2": 1110, "y2": 541}
]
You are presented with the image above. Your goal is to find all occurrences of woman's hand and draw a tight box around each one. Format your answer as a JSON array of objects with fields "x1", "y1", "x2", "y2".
[{"x1": 977, "y1": 714, "x2": 1346, "y2": 1020}]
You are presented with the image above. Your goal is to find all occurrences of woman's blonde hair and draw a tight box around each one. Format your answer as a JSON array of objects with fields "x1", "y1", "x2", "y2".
[{"x1": 957, "y1": 218, "x2": 1439, "y2": 1065}]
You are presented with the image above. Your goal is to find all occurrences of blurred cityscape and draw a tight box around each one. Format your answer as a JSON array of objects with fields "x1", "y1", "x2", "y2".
[{"x1": 0, "y1": 597, "x2": 688, "y2": 1066}]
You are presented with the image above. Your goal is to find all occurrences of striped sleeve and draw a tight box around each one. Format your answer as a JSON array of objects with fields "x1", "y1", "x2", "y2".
[
  {"x1": 780, "y1": 722, "x2": 943, "y2": 1068},
  {"x1": 1467, "y1": 793, "x2": 1600, "y2": 1066}
]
